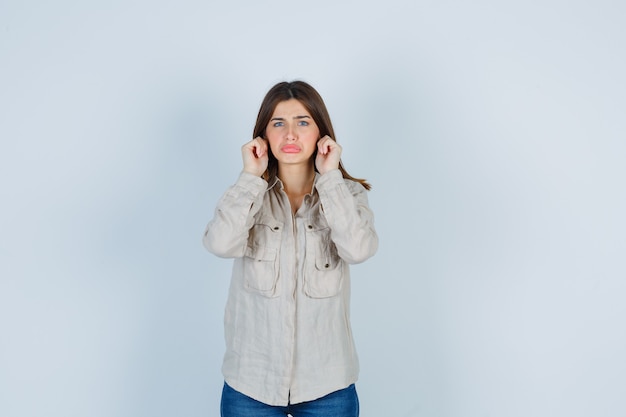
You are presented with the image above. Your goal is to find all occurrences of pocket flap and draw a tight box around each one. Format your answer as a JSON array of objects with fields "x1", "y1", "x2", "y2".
[{"x1": 245, "y1": 245, "x2": 276, "y2": 262}]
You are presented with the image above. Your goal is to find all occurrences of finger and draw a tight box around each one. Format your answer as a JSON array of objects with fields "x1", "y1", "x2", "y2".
[
  {"x1": 260, "y1": 141, "x2": 268, "y2": 157},
  {"x1": 256, "y1": 137, "x2": 268, "y2": 155},
  {"x1": 252, "y1": 138, "x2": 267, "y2": 158},
  {"x1": 317, "y1": 136, "x2": 328, "y2": 154},
  {"x1": 243, "y1": 141, "x2": 257, "y2": 157},
  {"x1": 317, "y1": 136, "x2": 334, "y2": 155},
  {"x1": 251, "y1": 140, "x2": 261, "y2": 157}
]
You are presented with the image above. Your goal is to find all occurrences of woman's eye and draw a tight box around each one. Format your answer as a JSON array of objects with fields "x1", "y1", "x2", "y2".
[
  {"x1": 298, "y1": 121, "x2": 309, "y2": 126},
  {"x1": 273, "y1": 122, "x2": 284, "y2": 127}
]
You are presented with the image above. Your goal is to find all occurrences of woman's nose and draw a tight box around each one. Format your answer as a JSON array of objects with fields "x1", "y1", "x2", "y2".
[{"x1": 285, "y1": 125, "x2": 296, "y2": 140}]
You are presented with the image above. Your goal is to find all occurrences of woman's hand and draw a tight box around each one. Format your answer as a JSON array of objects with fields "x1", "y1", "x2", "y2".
[
  {"x1": 315, "y1": 135, "x2": 342, "y2": 175},
  {"x1": 242, "y1": 137, "x2": 269, "y2": 176}
]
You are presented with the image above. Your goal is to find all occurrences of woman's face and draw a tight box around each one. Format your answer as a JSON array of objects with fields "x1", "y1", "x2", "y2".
[{"x1": 266, "y1": 99, "x2": 320, "y2": 167}]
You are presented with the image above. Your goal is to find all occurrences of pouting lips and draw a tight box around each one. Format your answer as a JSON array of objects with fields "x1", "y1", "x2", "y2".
[{"x1": 281, "y1": 145, "x2": 301, "y2": 153}]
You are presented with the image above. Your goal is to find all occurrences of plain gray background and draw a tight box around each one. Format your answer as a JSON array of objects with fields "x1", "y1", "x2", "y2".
[{"x1": 1, "y1": 1, "x2": 625, "y2": 416}]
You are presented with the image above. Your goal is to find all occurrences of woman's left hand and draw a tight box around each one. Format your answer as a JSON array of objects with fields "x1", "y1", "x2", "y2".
[{"x1": 315, "y1": 135, "x2": 342, "y2": 175}]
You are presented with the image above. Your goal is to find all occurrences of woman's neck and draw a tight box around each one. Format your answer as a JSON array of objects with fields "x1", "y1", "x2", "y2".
[{"x1": 277, "y1": 163, "x2": 316, "y2": 198}]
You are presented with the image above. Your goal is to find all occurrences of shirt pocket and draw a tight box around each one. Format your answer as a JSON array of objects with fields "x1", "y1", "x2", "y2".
[
  {"x1": 304, "y1": 224, "x2": 345, "y2": 298},
  {"x1": 243, "y1": 217, "x2": 283, "y2": 298},
  {"x1": 243, "y1": 244, "x2": 279, "y2": 297}
]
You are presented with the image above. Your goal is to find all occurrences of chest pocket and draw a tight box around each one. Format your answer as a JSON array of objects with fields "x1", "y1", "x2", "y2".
[
  {"x1": 243, "y1": 217, "x2": 283, "y2": 298},
  {"x1": 304, "y1": 218, "x2": 345, "y2": 298}
]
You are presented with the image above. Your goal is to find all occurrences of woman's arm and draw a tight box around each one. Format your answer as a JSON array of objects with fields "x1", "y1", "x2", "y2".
[
  {"x1": 202, "y1": 172, "x2": 267, "y2": 258},
  {"x1": 203, "y1": 138, "x2": 269, "y2": 257},
  {"x1": 316, "y1": 169, "x2": 378, "y2": 264}
]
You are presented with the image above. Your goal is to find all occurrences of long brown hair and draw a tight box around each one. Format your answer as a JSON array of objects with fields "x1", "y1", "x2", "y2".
[{"x1": 253, "y1": 80, "x2": 371, "y2": 190}]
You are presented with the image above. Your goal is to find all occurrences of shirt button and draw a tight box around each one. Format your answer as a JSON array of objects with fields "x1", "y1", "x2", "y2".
[
  {"x1": 307, "y1": 225, "x2": 313, "y2": 229},
  {"x1": 324, "y1": 263, "x2": 330, "y2": 268},
  {"x1": 273, "y1": 226, "x2": 279, "y2": 230}
]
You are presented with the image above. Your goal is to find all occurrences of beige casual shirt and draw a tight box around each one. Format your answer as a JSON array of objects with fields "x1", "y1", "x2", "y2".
[{"x1": 203, "y1": 169, "x2": 378, "y2": 406}]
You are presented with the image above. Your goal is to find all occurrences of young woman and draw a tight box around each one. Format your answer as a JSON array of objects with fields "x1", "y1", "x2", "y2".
[{"x1": 203, "y1": 81, "x2": 378, "y2": 417}]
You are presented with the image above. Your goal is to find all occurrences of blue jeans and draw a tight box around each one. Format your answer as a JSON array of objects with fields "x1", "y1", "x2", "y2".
[{"x1": 220, "y1": 382, "x2": 359, "y2": 417}]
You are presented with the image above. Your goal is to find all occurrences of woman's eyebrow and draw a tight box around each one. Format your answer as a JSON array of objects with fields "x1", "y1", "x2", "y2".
[{"x1": 270, "y1": 115, "x2": 311, "y2": 121}]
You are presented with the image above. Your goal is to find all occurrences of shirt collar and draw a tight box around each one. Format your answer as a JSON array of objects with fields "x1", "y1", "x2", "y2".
[{"x1": 267, "y1": 172, "x2": 320, "y2": 195}]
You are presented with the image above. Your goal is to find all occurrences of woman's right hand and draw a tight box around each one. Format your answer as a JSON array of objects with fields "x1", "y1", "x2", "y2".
[{"x1": 242, "y1": 137, "x2": 269, "y2": 176}]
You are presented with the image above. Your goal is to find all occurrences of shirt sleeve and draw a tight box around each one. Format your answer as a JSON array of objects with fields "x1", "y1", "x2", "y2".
[
  {"x1": 315, "y1": 169, "x2": 379, "y2": 264},
  {"x1": 202, "y1": 172, "x2": 268, "y2": 258}
]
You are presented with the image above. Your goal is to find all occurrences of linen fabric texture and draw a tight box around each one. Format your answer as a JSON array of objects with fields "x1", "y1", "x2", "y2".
[{"x1": 203, "y1": 169, "x2": 378, "y2": 406}]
